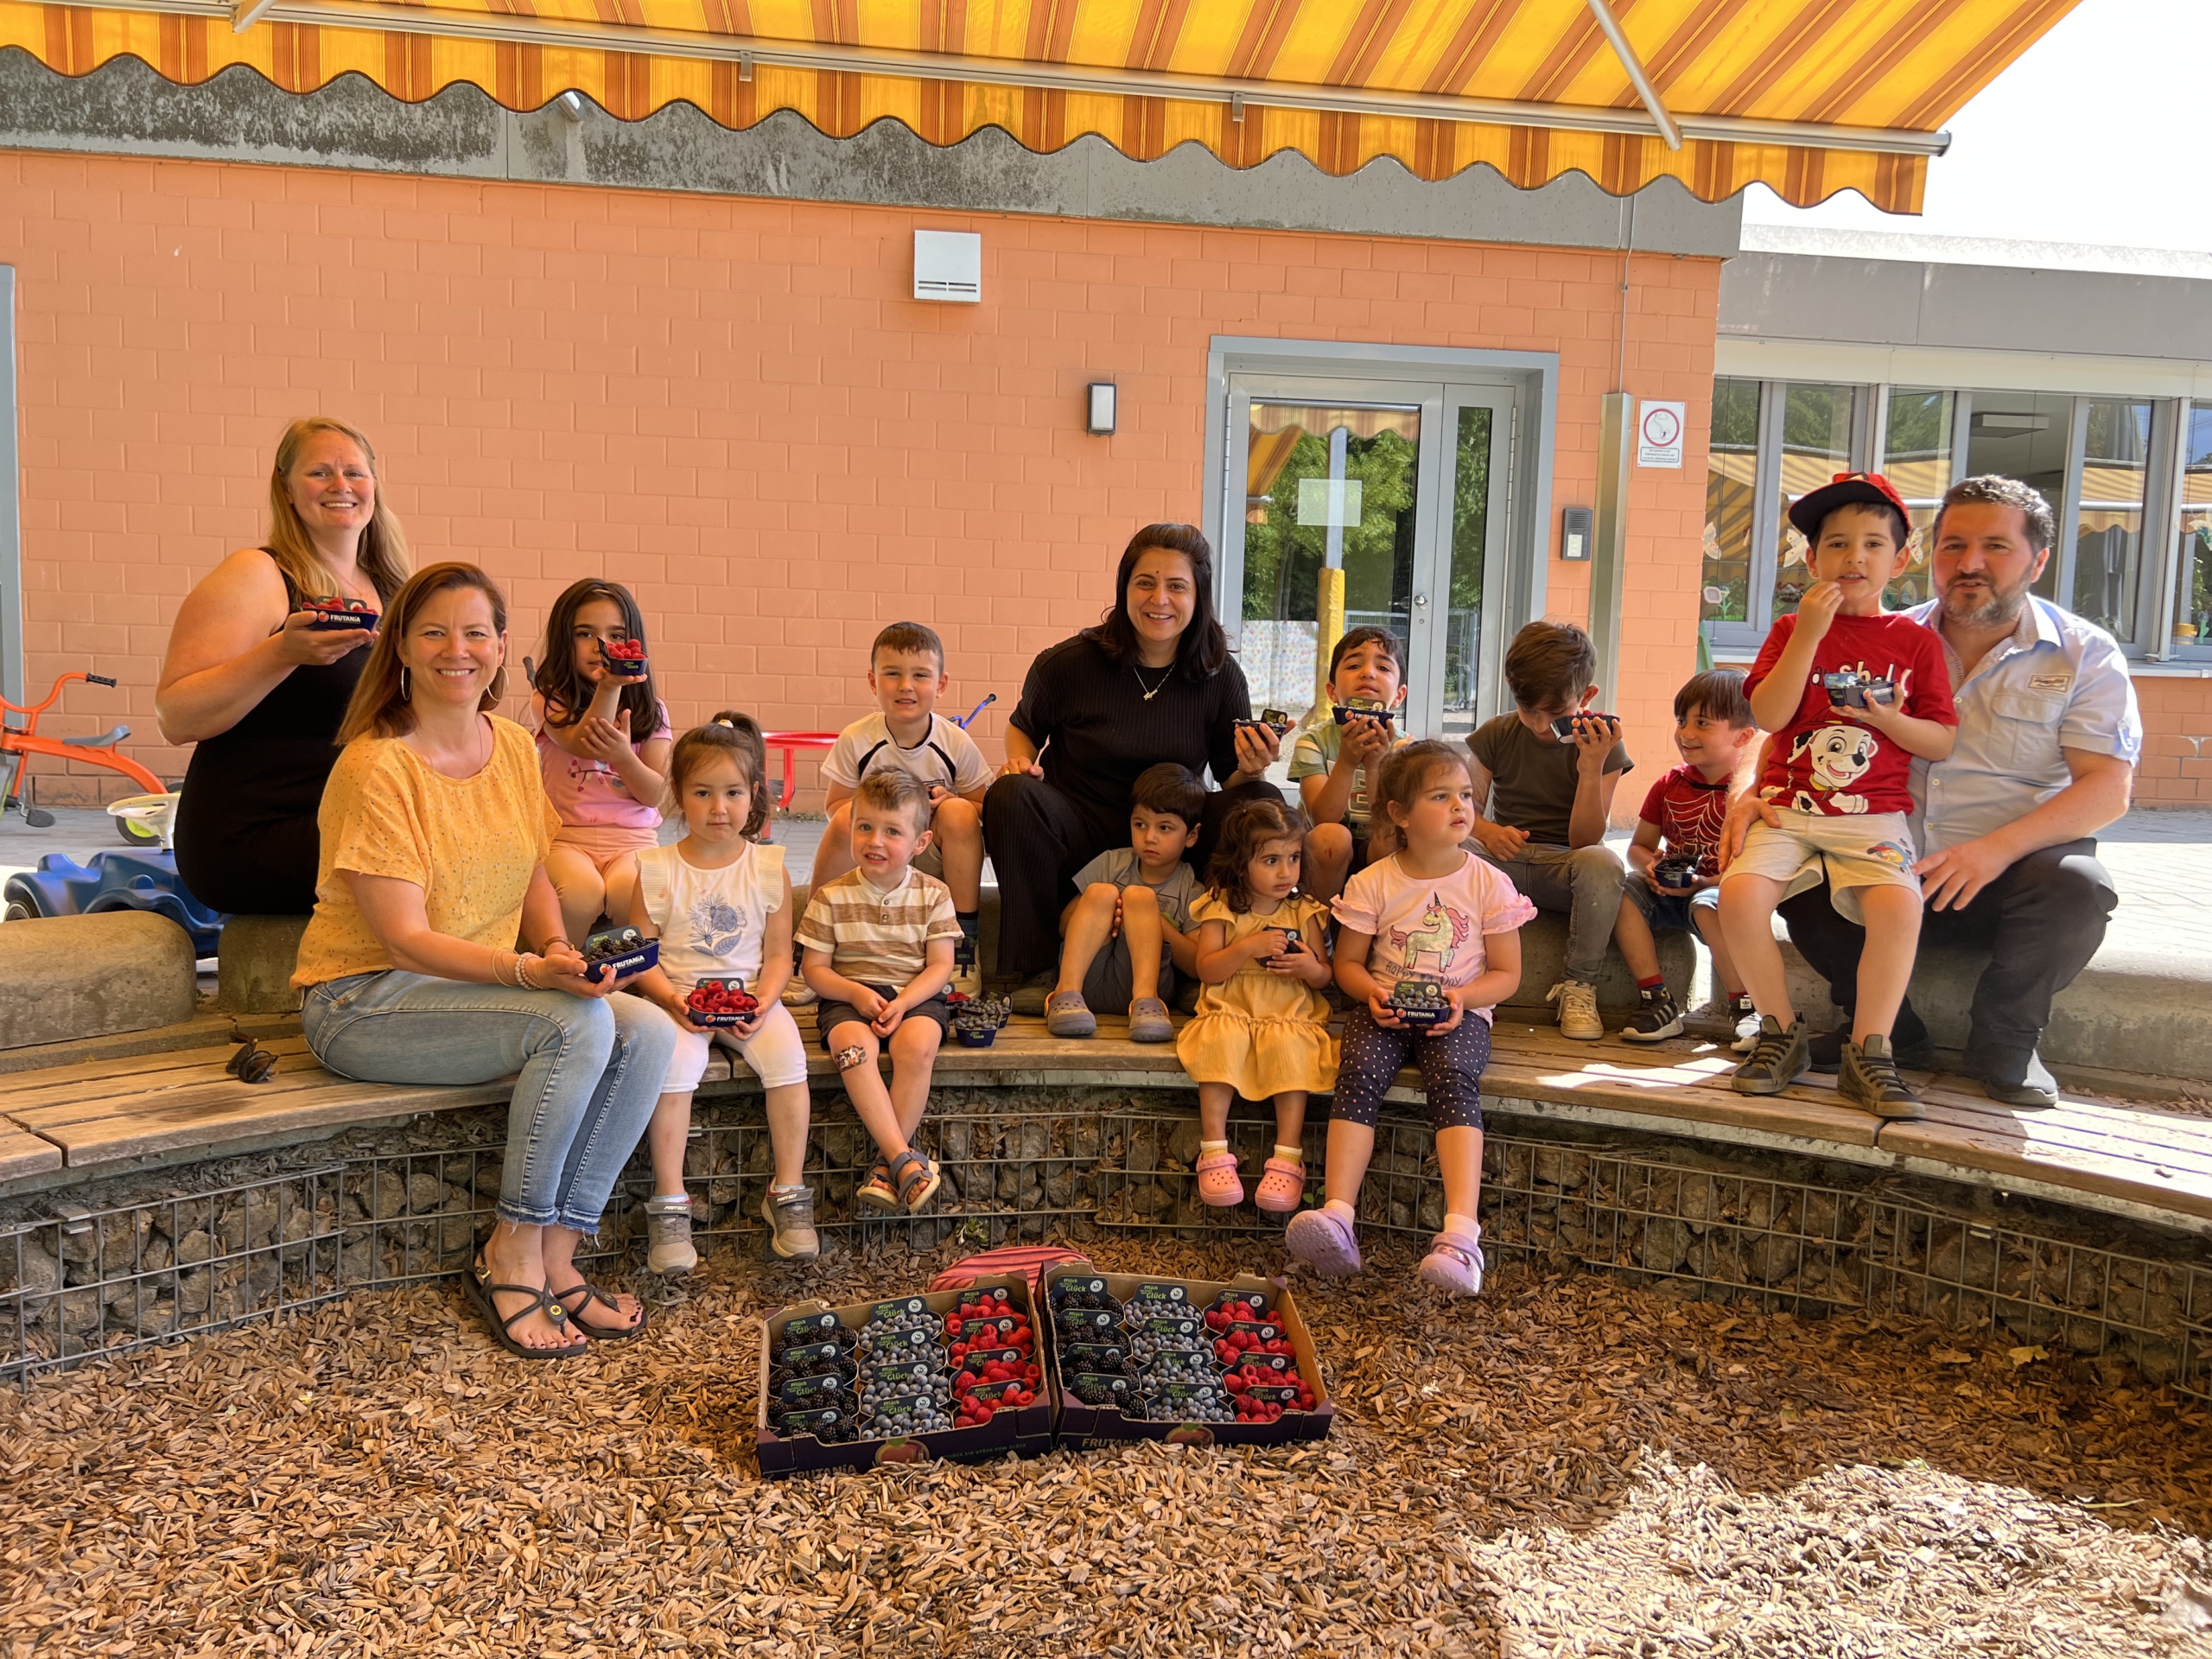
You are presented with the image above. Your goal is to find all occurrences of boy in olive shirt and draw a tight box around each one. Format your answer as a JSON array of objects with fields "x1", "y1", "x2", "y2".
[{"x1": 1464, "y1": 620, "x2": 1633, "y2": 1040}]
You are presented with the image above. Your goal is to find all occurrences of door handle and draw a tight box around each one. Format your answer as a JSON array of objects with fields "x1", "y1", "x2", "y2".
[{"x1": 1412, "y1": 594, "x2": 1429, "y2": 607}]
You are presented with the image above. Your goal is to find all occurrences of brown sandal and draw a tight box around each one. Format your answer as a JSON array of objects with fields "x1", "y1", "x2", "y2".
[
  {"x1": 463, "y1": 1261, "x2": 588, "y2": 1360},
  {"x1": 550, "y1": 1279, "x2": 647, "y2": 1340}
]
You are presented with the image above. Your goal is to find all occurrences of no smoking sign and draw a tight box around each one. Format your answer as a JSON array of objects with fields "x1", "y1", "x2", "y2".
[{"x1": 1637, "y1": 399, "x2": 1685, "y2": 468}]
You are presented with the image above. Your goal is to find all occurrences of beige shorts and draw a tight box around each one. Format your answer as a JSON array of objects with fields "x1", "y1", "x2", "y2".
[{"x1": 1724, "y1": 809, "x2": 1919, "y2": 925}]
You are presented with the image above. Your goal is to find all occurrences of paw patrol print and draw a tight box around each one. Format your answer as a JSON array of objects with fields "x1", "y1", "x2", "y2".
[{"x1": 1790, "y1": 724, "x2": 1878, "y2": 814}]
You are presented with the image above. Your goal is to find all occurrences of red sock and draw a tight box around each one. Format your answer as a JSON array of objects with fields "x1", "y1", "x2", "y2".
[{"x1": 1637, "y1": 975, "x2": 1665, "y2": 990}]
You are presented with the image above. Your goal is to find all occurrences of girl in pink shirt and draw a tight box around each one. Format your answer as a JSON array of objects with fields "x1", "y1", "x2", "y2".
[
  {"x1": 530, "y1": 580, "x2": 672, "y2": 944},
  {"x1": 1287, "y1": 741, "x2": 1534, "y2": 1298}
]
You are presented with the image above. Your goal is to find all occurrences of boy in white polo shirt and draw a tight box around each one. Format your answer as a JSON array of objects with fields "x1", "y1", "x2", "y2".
[{"x1": 814, "y1": 621, "x2": 994, "y2": 990}]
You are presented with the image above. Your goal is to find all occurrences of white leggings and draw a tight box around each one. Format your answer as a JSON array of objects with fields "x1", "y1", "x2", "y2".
[{"x1": 658, "y1": 1001, "x2": 810, "y2": 1093}]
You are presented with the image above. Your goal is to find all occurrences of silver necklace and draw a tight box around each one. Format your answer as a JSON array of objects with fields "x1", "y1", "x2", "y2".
[{"x1": 1132, "y1": 662, "x2": 1173, "y2": 701}]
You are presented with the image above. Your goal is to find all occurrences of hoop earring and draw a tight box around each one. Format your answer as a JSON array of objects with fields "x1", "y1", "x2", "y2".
[
  {"x1": 488, "y1": 666, "x2": 509, "y2": 702},
  {"x1": 399, "y1": 666, "x2": 411, "y2": 702}
]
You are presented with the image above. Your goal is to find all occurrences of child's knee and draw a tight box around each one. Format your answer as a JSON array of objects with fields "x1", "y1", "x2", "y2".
[
  {"x1": 890, "y1": 1020, "x2": 941, "y2": 1060},
  {"x1": 931, "y1": 796, "x2": 982, "y2": 842},
  {"x1": 1307, "y1": 823, "x2": 1352, "y2": 870},
  {"x1": 824, "y1": 800, "x2": 854, "y2": 839},
  {"x1": 1119, "y1": 883, "x2": 1160, "y2": 915}
]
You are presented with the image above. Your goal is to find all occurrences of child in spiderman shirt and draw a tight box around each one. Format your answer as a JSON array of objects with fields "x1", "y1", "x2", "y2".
[{"x1": 1719, "y1": 473, "x2": 1957, "y2": 1118}]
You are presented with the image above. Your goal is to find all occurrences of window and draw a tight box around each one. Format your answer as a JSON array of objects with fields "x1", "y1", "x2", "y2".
[
  {"x1": 1771, "y1": 384, "x2": 1858, "y2": 620},
  {"x1": 2172, "y1": 404, "x2": 2212, "y2": 656},
  {"x1": 1700, "y1": 378, "x2": 1759, "y2": 626},
  {"x1": 2069, "y1": 399, "x2": 2152, "y2": 639},
  {"x1": 1704, "y1": 375, "x2": 2201, "y2": 660},
  {"x1": 1879, "y1": 388, "x2": 1952, "y2": 609}
]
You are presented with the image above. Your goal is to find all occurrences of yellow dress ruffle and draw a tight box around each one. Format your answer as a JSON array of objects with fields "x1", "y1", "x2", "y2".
[{"x1": 1174, "y1": 893, "x2": 1339, "y2": 1098}]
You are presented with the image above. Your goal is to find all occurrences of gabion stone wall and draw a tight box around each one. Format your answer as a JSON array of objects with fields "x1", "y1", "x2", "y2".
[{"x1": 2, "y1": 1087, "x2": 2206, "y2": 1399}]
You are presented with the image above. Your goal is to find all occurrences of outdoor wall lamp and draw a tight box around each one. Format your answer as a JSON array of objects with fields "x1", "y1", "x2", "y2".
[{"x1": 1087, "y1": 383, "x2": 1117, "y2": 435}]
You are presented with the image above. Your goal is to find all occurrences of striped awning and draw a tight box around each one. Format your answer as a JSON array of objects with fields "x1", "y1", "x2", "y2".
[{"x1": 9, "y1": 0, "x2": 2078, "y2": 209}]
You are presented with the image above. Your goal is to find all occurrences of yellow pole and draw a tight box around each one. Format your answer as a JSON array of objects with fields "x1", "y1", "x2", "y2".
[{"x1": 1315, "y1": 566, "x2": 1346, "y2": 708}]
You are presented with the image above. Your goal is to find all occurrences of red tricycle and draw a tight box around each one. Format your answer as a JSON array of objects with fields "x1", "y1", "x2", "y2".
[{"x1": 0, "y1": 671, "x2": 166, "y2": 833}]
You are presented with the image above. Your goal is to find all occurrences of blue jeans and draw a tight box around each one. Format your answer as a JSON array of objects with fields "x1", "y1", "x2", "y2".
[{"x1": 302, "y1": 971, "x2": 678, "y2": 1232}]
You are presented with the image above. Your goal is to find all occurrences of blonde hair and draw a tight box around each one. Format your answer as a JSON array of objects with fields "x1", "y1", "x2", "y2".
[
  {"x1": 337, "y1": 563, "x2": 509, "y2": 744},
  {"x1": 265, "y1": 416, "x2": 410, "y2": 604}
]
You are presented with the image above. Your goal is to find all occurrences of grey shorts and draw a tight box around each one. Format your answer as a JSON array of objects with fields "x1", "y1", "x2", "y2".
[{"x1": 1078, "y1": 938, "x2": 1176, "y2": 1010}]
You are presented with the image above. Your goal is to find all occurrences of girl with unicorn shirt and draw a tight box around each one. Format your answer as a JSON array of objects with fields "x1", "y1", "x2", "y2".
[{"x1": 1287, "y1": 740, "x2": 1535, "y2": 1299}]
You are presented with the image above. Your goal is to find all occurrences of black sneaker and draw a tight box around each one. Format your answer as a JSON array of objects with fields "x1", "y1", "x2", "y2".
[
  {"x1": 1839, "y1": 1033, "x2": 1922, "y2": 1120},
  {"x1": 1732, "y1": 1016, "x2": 1810, "y2": 1096},
  {"x1": 1618, "y1": 986, "x2": 1684, "y2": 1044},
  {"x1": 1977, "y1": 1048, "x2": 2059, "y2": 1110},
  {"x1": 1809, "y1": 1007, "x2": 1936, "y2": 1073}
]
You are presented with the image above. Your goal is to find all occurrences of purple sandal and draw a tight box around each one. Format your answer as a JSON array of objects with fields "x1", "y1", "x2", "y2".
[
  {"x1": 1416, "y1": 1226, "x2": 1486, "y2": 1297},
  {"x1": 1284, "y1": 1206, "x2": 1362, "y2": 1278}
]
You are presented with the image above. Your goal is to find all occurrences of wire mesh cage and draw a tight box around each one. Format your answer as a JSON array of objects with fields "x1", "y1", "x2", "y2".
[
  {"x1": 3, "y1": 1089, "x2": 2206, "y2": 1399},
  {"x1": 1, "y1": 1166, "x2": 345, "y2": 1384}
]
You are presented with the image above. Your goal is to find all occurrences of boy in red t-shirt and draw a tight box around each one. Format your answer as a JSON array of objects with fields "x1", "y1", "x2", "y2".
[
  {"x1": 1720, "y1": 473, "x2": 1958, "y2": 1116},
  {"x1": 1611, "y1": 669, "x2": 1760, "y2": 1046}
]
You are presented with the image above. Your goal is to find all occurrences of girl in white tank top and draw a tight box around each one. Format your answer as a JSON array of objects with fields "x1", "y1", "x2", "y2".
[{"x1": 626, "y1": 716, "x2": 818, "y2": 1270}]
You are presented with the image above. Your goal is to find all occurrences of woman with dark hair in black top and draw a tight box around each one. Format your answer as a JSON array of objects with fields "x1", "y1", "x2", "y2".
[{"x1": 984, "y1": 523, "x2": 1284, "y2": 1012}]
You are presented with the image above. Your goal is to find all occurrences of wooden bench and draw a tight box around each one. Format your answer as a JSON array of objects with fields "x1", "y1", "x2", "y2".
[{"x1": 2, "y1": 1007, "x2": 2208, "y2": 1234}]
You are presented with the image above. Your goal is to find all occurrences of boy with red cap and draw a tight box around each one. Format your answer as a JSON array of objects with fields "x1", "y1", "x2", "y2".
[{"x1": 1719, "y1": 473, "x2": 1959, "y2": 1117}]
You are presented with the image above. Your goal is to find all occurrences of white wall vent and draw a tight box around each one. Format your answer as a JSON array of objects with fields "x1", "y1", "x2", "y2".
[{"x1": 913, "y1": 231, "x2": 982, "y2": 303}]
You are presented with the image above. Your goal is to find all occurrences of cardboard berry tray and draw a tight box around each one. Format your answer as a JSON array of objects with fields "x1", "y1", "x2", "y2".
[
  {"x1": 756, "y1": 1277, "x2": 1055, "y2": 1478},
  {"x1": 582, "y1": 926, "x2": 658, "y2": 983},
  {"x1": 1042, "y1": 1264, "x2": 1334, "y2": 1451}
]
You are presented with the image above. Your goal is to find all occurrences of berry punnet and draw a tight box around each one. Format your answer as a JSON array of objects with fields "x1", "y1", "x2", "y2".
[
  {"x1": 582, "y1": 925, "x2": 658, "y2": 982},
  {"x1": 1387, "y1": 977, "x2": 1452, "y2": 1029},
  {"x1": 685, "y1": 977, "x2": 760, "y2": 1027},
  {"x1": 598, "y1": 636, "x2": 649, "y2": 677},
  {"x1": 302, "y1": 596, "x2": 378, "y2": 632},
  {"x1": 948, "y1": 993, "x2": 1013, "y2": 1048}
]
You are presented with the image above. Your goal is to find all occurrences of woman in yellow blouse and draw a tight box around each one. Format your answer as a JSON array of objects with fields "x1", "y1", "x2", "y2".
[{"x1": 293, "y1": 563, "x2": 678, "y2": 1359}]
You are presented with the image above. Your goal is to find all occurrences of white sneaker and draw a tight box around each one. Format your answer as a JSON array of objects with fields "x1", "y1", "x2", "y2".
[
  {"x1": 1547, "y1": 979, "x2": 1604, "y2": 1041},
  {"x1": 645, "y1": 1195, "x2": 697, "y2": 1274}
]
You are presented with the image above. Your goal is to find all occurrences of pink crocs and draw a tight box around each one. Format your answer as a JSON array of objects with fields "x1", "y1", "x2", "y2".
[
  {"x1": 1254, "y1": 1156, "x2": 1306, "y2": 1214},
  {"x1": 1195, "y1": 1150, "x2": 1245, "y2": 1207},
  {"x1": 1416, "y1": 1224, "x2": 1486, "y2": 1297},
  {"x1": 1284, "y1": 1205, "x2": 1362, "y2": 1278}
]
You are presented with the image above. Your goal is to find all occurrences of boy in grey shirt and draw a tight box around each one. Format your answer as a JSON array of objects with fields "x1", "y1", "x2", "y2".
[{"x1": 1045, "y1": 764, "x2": 1205, "y2": 1044}]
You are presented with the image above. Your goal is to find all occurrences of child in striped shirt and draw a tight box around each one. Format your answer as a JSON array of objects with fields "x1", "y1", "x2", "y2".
[{"x1": 797, "y1": 770, "x2": 963, "y2": 1212}]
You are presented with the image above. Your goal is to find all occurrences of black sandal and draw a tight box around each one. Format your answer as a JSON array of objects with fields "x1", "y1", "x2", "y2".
[
  {"x1": 550, "y1": 1279, "x2": 647, "y2": 1341},
  {"x1": 463, "y1": 1261, "x2": 588, "y2": 1360},
  {"x1": 888, "y1": 1148, "x2": 942, "y2": 1213}
]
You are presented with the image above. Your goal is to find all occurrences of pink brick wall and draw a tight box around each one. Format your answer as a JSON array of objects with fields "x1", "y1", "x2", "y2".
[{"x1": 1, "y1": 150, "x2": 1727, "y2": 814}]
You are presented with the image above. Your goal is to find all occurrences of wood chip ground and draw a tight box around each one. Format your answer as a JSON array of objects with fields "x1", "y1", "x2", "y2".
[{"x1": 4, "y1": 1236, "x2": 2211, "y2": 1658}]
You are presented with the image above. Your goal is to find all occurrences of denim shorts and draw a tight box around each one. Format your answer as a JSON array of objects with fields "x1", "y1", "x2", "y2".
[{"x1": 1619, "y1": 874, "x2": 1719, "y2": 933}]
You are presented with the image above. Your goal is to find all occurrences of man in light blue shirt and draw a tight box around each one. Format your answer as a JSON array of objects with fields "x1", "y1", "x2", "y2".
[{"x1": 1778, "y1": 475, "x2": 2139, "y2": 1108}]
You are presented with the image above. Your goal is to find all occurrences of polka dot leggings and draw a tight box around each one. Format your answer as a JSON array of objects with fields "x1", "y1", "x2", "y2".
[{"x1": 1331, "y1": 1006, "x2": 1491, "y2": 1132}]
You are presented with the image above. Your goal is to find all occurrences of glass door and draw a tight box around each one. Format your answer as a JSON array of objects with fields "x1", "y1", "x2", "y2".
[{"x1": 1219, "y1": 375, "x2": 1513, "y2": 742}]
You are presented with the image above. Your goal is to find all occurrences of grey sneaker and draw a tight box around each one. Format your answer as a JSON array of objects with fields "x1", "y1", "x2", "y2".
[
  {"x1": 644, "y1": 1195, "x2": 697, "y2": 1274},
  {"x1": 1732, "y1": 1016, "x2": 1810, "y2": 1096},
  {"x1": 761, "y1": 1184, "x2": 819, "y2": 1260},
  {"x1": 1009, "y1": 969, "x2": 1056, "y2": 1017},
  {"x1": 1838, "y1": 1033, "x2": 1923, "y2": 1120}
]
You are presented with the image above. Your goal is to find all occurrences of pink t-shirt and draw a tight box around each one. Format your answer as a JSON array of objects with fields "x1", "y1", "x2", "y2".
[
  {"x1": 534, "y1": 701, "x2": 669, "y2": 831},
  {"x1": 1332, "y1": 850, "x2": 1536, "y2": 1022}
]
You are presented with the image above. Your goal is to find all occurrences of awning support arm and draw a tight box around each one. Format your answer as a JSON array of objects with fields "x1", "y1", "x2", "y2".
[{"x1": 1585, "y1": 0, "x2": 1681, "y2": 152}]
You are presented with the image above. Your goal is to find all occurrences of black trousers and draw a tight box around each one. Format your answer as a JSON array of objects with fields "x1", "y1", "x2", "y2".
[
  {"x1": 983, "y1": 772, "x2": 1279, "y2": 977},
  {"x1": 1777, "y1": 837, "x2": 2115, "y2": 1074}
]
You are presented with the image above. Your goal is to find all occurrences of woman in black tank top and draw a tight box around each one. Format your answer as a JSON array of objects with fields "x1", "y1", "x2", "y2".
[{"x1": 156, "y1": 419, "x2": 410, "y2": 915}]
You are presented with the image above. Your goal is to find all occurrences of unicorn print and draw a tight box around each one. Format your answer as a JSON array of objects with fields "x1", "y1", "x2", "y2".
[{"x1": 1387, "y1": 893, "x2": 1472, "y2": 977}]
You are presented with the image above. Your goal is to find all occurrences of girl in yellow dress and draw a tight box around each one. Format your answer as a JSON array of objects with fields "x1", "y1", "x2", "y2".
[{"x1": 1176, "y1": 797, "x2": 1339, "y2": 1211}]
